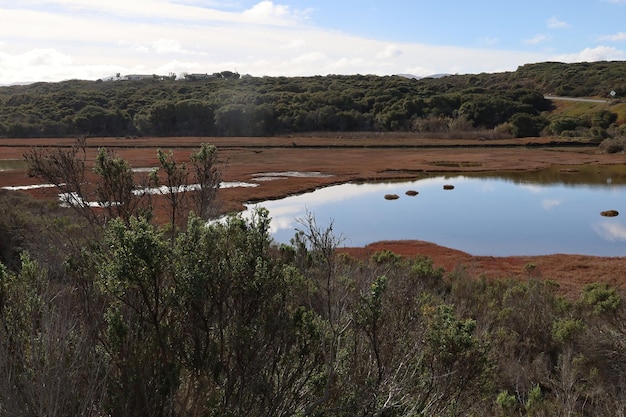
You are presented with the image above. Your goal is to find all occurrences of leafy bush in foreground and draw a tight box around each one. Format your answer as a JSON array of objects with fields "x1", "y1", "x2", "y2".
[{"x1": 1, "y1": 146, "x2": 625, "y2": 416}]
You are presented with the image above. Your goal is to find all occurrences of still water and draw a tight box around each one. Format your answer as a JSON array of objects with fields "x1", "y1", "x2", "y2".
[{"x1": 245, "y1": 167, "x2": 626, "y2": 257}]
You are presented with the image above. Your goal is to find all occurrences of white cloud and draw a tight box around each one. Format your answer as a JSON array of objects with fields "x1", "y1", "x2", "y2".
[
  {"x1": 152, "y1": 39, "x2": 184, "y2": 54},
  {"x1": 598, "y1": 32, "x2": 626, "y2": 42},
  {"x1": 376, "y1": 45, "x2": 403, "y2": 59},
  {"x1": 0, "y1": 0, "x2": 567, "y2": 83},
  {"x1": 150, "y1": 39, "x2": 207, "y2": 55},
  {"x1": 523, "y1": 34, "x2": 551, "y2": 45},
  {"x1": 554, "y1": 45, "x2": 626, "y2": 62},
  {"x1": 24, "y1": 0, "x2": 227, "y2": 22},
  {"x1": 327, "y1": 57, "x2": 372, "y2": 73},
  {"x1": 132, "y1": 44, "x2": 151, "y2": 54},
  {"x1": 24, "y1": 48, "x2": 73, "y2": 67},
  {"x1": 280, "y1": 39, "x2": 307, "y2": 49},
  {"x1": 479, "y1": 37, "x2": 499, "y2": 46},
  {"x1": 547, "y1": 16, "x2": 570, "y2": 29},
  {"x1": 405, "y1": 65, "x2": 437, "y2": 77},
  {"x1": 290, "y1": 51, "x2": 329, "y2": 65},
  {"x1": 0, "y1": 48, "x2": 77, "y2": 82},
  {"x1": 2, "y1": 1, "x2": 309, "y2": 28},
  {"x1": 242, "y1": 0, "x2": 311, "y2": 25}
]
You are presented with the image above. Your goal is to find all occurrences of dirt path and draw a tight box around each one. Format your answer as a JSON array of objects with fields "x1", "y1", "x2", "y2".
[{"x1": 1, "y1": 135, "x2": 625, "y2": 296}]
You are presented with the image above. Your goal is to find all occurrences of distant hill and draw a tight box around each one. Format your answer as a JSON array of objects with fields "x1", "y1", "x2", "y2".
[
  {"x1": 421, "y1": 61, "x2": 626, "y2": 98},
  {"x1": 0, "y1": 61, "x2": 625, "y2": 138},
  {"x1": 396, "y1": 73, "x2": 451, "y2": 80}
]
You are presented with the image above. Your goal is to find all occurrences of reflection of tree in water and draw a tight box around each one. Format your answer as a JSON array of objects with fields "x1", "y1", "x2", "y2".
[{"x1": 467, "y1": 164, "x2": 626, "y2": 187}]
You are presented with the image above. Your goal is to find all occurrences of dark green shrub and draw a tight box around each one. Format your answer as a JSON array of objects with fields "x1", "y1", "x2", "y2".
[
  {"x1": 590, "y1": 126, "x2": 609, "y2": 142},
  {"x1": 591, "y1": 109, "x2": 617, "y2": 129},
  {"x1": 581, "y1": 283, "x2": 621, "y2": 314},
  {"x1": 509, "y1": 113, "x2": 547, "y2": 137},
  {"x1": 549, "y1": 116, "x2": 588, "y2": 135},
  {"x1": 371, "y1": 249, "x2": 402, "y2": 264}
]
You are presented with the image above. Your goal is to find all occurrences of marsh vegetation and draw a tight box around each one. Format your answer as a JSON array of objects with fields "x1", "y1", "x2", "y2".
[{"x1": 0, "y1": 143, "x2": 625, "y2": 417}]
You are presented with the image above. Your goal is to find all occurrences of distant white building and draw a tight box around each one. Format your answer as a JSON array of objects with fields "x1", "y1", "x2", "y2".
[
  {"x1": 184, "y1": 73, "x2": 213, "y2": 81},
  {"x1": 123, "y1": 74, "x2": 172, "y2": 81},
  {"x1": 124, "y1": 74, "x2": 155, "y2": 81}
]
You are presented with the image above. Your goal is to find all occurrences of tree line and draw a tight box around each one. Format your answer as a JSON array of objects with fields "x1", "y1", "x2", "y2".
[
  {"x1": 0, "y1": 71, "x2": 566, "y2": 139},
  {"x1": 3, "y1": 61, "x2": 626, "y2": 139},
  {"x1": 0, "y1": 142, "x2": 624, "y2": 416}
]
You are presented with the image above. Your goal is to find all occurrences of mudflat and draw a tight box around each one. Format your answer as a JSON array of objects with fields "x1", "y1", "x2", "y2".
[{"x1": 1, "y1": 135, "x2": 624, "y2": 296}]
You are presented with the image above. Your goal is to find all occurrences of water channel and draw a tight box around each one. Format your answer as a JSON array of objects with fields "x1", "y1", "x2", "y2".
[{"x1": 245, "y1": 165, "x2": 626, "y2": 257}]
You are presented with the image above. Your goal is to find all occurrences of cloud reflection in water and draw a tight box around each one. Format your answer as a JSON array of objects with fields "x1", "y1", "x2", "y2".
[
  {"x1": 593, "y1": 221, "x2": 626, "y2": 242},
  {"x1": 542, "y1": 199, "x2": 563, "y2": 210},
  {"x1": 245, "y1": 182, "x2": 384, "y2": 234},
  {"x1": 244, "y1": 176, "x2": 626, "y2": 257}
]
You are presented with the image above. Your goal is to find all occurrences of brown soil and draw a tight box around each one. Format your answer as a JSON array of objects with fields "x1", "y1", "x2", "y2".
[{"x1": 1, "y1": 135, "x2": 625, "y2": 297}]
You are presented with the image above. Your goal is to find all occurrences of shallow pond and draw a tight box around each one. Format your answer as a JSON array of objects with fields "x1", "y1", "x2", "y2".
[{"x1": 245, "y1": 166, "x2": 626, "y2": 257}]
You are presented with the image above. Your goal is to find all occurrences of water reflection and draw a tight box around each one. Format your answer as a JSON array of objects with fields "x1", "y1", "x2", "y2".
[
  {"x1": 593, "y1": 222, "x2": 626, "y2": 242},
  {"x1": 468, "y1": 164, "x2": 626, "y2": 187},
  {"x1": 3, "y1": 181, "x2": 258, "y2": 208},
  {"x1": 246, "y1": 173, "x2": 626, "y2": 257}
]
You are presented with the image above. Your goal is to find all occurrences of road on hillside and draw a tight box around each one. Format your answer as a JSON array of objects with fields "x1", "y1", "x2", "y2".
[{"x1": 544, "y1": 95, "x2": 610, "y2": 103}]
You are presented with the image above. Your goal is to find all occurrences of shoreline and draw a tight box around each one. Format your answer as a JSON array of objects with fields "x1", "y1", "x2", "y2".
[{"x1": 1, "y1": 135, "x2": 624, "y2": 296}]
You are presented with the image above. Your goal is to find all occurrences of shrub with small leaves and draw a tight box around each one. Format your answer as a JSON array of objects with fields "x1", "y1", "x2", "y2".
[{"x1": 581, "y1": 282, "x2": 621, "y2": 314}]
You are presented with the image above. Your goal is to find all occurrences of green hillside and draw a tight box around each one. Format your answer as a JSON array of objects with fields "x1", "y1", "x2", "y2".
[{"x1": 1, "y1": 61, "x2": 625, "y2": 139}]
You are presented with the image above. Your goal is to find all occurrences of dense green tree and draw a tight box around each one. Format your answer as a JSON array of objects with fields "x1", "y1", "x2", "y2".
[
  {"x1": 171, "y1": 210, "x2": 321, "y2": 416},
  {"x1": 97, "y1": 216, "x2": 178, "y2": 417},
  {"x1": 459, "y1": 96, "x2": 536, "y2": 128},
  {"x1": 74, "y1": 105, "x2": 129, "y2": 136},
  {"x1": 509, "y1": 113, "x2": 547, "y2": 137},
  {"x1": 591, "y1": 109, "x2": 618, "y2": 129},
  {"x1": 214, "y1": 104, "x2": 248, "y2": 136},
  {"x1": 549, "y1": 116, "x2": 589, "y2": 135},
  {"x1": 173, "y1": 99, "x2": 215, "y2": 135},
  {"x1": 147, "y1": 100, "x2": 177, "y2": 136},
  {"x1": 5, "y1": 64, "x2": 610, "y2": 138}
]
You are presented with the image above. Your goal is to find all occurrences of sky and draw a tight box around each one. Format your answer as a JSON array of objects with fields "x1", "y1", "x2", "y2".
[{"x1": 1, "y1": 0, "x2": 626, "y2": 84}]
